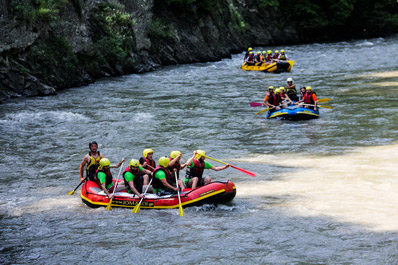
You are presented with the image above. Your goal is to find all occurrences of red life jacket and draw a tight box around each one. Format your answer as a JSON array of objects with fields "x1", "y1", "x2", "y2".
[
  {"x1": 185, "y1": 159, "x2": 205, "y2": 180},
  {"x1": 268, "y1": 93, "x2": 281, "y2": 106},
  {"x1": 94, "y1": 168, "x2": 112, "y2": 189},
  {"x1": 168, "y1": 158, "x2": 181, "y2": 178},
  {"x1": 303, "y1": 92, "x2": 316, "y2": 104},
  {"x1": 141, "y1": 157, "x2": 155, "y2": 172},
  {"x1": 266, "y1": 55, "x2": 273, "y2": 62},
  {"x1": 152, "y1": 166, "x2": 172, "y2": 190},
  {"x1": 122, "y1": 166, "x2": 142, "y2": 188},
  {"x1": 273, "y1": 54, "x2": 279, "y2": 59},
  {"x1": 246, "y1": 54, "x2": 255, "y2": 63}
]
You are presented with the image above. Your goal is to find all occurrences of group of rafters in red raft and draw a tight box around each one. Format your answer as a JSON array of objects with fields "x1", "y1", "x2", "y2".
[{"x1": 67, "y1": 141, "x2": 256, "y2": 214}]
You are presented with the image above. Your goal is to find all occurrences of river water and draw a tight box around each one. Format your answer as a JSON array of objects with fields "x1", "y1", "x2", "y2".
[{"x1": 1, "y1": 36, "x2": 398, "y2": 264}]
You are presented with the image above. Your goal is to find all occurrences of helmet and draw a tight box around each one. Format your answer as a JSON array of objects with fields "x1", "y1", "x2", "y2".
[
  {"x1": 268, "y1": 86, "x2": 275, "y2": 90},
  {"x1": 99, "y1": 158, "x2": 111, "y2": 169},
  {"x1": 279, "y1": 86, "x2": 285, "y2": 90},
  {"x1": 262, "y1": 51, "x2": 266, "y2": 54},
  {"x1": 170, "y1": 151, "x2": 181, "y2": 159},
  {"x1": 248, "y1": 47, "x2": 253, "y2": 51},
  {"x1": 129, "y1": 159, "x2": 140, "y2": 167},
  {"x1": 287, "y1": 78, "x2": 293, "y2": 82},
  {"x1": 281, "y1": 49, "x2": 285, "y2": 53},
  {"x1": 195, "y1": 150, "x2": 206, "y2": 160},
  {"x1": 257, "y1": 51, "x2": 261, "y2": 54},
  {"x1": 89, "y1": 141, "x2": 98, "y2": 148},
  {"x1": 275, "y1": 50, "x2": 279, "y2": 53},
  {"x1": 143, "y1": 148, "x2": 154, "y2": 158},
  {"x1": 267, "y1": 50, "x2": 272, "y2": 54},
  {"x1": 275, "y1": 88, "x2": 281, "y2": 93},
  {"x1": 158, "y1": 157, "x2": 170, "y2": 167},
  {"x1": 306, "y1": 86, "x2": 312, "y2": 91},
  {"x1": 249, "y1": 51, "x2": 253, "y2": 54}
]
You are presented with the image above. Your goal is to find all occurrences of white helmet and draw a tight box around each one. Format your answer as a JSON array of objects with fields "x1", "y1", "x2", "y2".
[{"x1": 287, "y1": 78, "x2": 293, "y2": 82}]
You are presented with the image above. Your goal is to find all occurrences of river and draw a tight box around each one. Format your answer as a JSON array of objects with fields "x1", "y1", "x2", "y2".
[{"x1": 1, "y1": 36, "x2": 398, "y2": 264}]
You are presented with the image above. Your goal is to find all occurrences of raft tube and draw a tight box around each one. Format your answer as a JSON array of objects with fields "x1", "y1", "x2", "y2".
[
  {"x1": 81, "y1": 179, "x2": 236, "y2": 209},
  {"x1": 266, "y1": 105, "x2": 320, "y2": 120},
  {"x1": 241, "y1": 60, "x2": 294, "y2": 73}
]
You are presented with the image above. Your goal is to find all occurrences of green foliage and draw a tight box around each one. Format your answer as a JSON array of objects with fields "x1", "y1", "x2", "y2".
[
  {"x1": 148, "y1": 18, "x2": 175, "y2": 38},
  {"x1": 258, "y1": 0, "x2": 280, "y2": 9},
  {"x1": 229, "y1": 3, "x2": 246, "y2": 32},
  {"x1": 9, "y1": 0, "x2": 68, "y2": 23}
]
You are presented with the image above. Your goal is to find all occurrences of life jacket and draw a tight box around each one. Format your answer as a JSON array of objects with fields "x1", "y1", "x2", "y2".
[
  {"x1": 185, "y1": 159, "x2": 205, "y2": 180},
  {"x1": 266, "y1": 55, "x2": 273, "y2": 62},
  {"x1": 260, "y1": 55, "x2": 265, "y2": 62},
  {"x1": 86, "y1": 151, "x2": 101, "y2": 181},
  {"x1": 279, "y1": 54, "x2": 287, "y2": 60},
  {"x1": 246, "y1": 54, "x2": 255, "y2": 63},
  {"x1": 267, "y1": 93, "x2": 281, "y2": 106},
  {"x1": 94, "y1": 168, "x2": 112, "y2": 190},
  {"x1": 273, "y1": 54, "x2": 279, "y2": 59},
  {"x1": 303, "y1": 92, "x2": 316, "y2": 104},
  {"x1": 255, "y1": 55, "x2": 262, "y2": 63},
  {"x1": 142, "y1": 157, "x2": 155, "y2": 172},
  {"x1": 122, "y1": 166, "x2": 142, "y2": 191},
  {"x1": 286, "y1": 87, "x2": 297, "y2": 96},
  {"x1": 152, "y1": 166, "x2": 172, "y2": 191},
  {"x1": 280, "y1": 92, "x2": 286, "y2": 100},
  {"x1": 168, "y1": 158, "x2": 181, "y2": 178}
]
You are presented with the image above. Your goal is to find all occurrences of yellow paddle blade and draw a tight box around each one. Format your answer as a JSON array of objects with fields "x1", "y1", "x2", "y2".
[
  {"x1": 66, "y1": 190, "x2": 75, "y2": 195},
  {"x1": 255, "y1": 107, "x2": 271, "y2": 115},
  {"x1": 132, "y1": 203, "x2": 141, "y2": 213},
  {"x1": 105, "y1": 199, "x2": 113, "y2": 211},
  {"x1": 179, "y1": 205, "x2": 184, "y2": 217},
  {"x1": 319, "y1": 105, "x2": 333, "y2": 109},
  {"x1": 318, "y1": 98, "x2": 331, "y2": 103}
]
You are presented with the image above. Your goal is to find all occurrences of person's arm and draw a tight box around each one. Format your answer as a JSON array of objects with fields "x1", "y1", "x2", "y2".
[
  {"x1": 160, "y1": 178, "x2": 178, "y2": 192},
  {"x1": 141, "y1": 167, "x2": 152, "y2": 175},
  {"x1": 313, "y1": 94, "x2": 318, "y2": 110},
  {"x1": 168, "y1": 154, "x2": 182, "y2": 168},
  {"x1": 98, "y1": 172, "x2": 113, "y2": 198},
  {"x1": 185, "y1": 151, "x2": 196, "y2": 168},
  {"x1": 180, "y1": 163, "x2": 187, "y2": 170},
  {"x1": 79, "y1": 155, "x2": 89, "y2": 182},
  {"x1": 127, "y1": 181, "x2": 144, "y2": 198},
  {"x1": 111, "y1": 158, "x2": 125, "y2": 168},
  {"x1": 210, "y1": 164, "x2": 230, "y2": 171},
  {"x1": 263, "y1": 95, "x2": 271, "y2": 106}
]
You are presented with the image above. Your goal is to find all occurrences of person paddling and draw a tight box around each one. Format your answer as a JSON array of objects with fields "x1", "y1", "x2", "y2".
[
  {"x1": 263, "y1": 86, "x2": 281, "y2": 112},
  {"x1": 298, "y1": 86, "x2": 318, "y2": 111},
  {"x1": 139, "y1": 148, "x2": 156, "y2": 172},
  {"x1": 123, "y1": 159, "x2": 152, "y2": 198},
  {"x1": 94, "y1": 158, "x2": 126, "y2": 199},
  {"x1": 152, "y1": 157, "x2": 179, "y2": 195},
  {"x1": 79, "y1": 141, "x2": 104, "y2": 182},
  {"x1": 184, "y1": 150, "x2": 229, "y2": 190},
  {"x1": 168, "y1": 151, "x2": 187, "y2": 189}
]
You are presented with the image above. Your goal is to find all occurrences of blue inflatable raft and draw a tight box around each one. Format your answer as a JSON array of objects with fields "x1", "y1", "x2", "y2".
[{"x1": 266, "y1": 105, "x2": 320, "y2": 120}]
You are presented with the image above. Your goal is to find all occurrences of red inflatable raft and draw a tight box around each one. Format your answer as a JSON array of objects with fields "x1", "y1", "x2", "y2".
[{"x1": 81, "y1": 180, "x2": 236, "y2": 209}]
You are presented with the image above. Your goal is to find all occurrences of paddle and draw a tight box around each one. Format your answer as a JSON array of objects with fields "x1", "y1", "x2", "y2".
[
  {"x1": 66, "y1": 176, "x2": 87, "y2": 195},
  {"x1": 301, "y1": 103, "x2": 333, "y2": 109},
  {"x1": 255, "y1": 107, "x2": 272, "y2": 115},
  {"x1": 175, "y1": 171, "x2": 184, "y2": 217},
  {"x1": 105, "y1": 162, "x2": 124, "y2": 211},
  {"x1": 203, "y1": 154, "x2": 256, "y2": 177},
  {"x1": 317, "y1": 98, "x2": 330, "y2": 103},
  {"x1": 132, "y1": 178, "x2": 153, "y2": 214},
  {"x1": 250, "y1": 102, "x2": 264, "y2": 107}
]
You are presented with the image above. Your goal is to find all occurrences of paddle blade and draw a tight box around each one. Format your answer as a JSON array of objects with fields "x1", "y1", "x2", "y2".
[
  {"x1": 317, "y1": 98, "x2": 330, "y2": 103},
  {"x1": 132, "y1": 203, "x2": 141, "y2": 213},
  {"x1": 66, "y1": 190, "x2": 75, "y2": 195},
  {"x1": 179, "y1": 205, "x2": 184, "y2": 217},
  {"x1": 250, "y1": 102, "x2": 263, "y2": 107},
  {"x1": 230, "y1": 165, "x2": 256, "y2": 177},
  {"x1": 255, "y1": 108, "x2": 270, "y2": 115},
  {"x1": 105, "y1": 199, "x2": 113, "y2": 211},
  {"x1": 319, "y1": 105, "x2": 333, "y2": 109}
]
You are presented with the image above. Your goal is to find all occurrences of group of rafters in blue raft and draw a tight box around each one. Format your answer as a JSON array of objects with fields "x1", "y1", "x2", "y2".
[{"x1": 242, "y1": 48, "x2": 332, "y2": 120}]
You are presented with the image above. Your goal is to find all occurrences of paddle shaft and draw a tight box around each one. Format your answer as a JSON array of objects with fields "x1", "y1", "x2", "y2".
[
  {"x1": 133, "y1": 178, "x2": 153, "y2": 213},
  {"x1": 105, "y1": 162, "x2": 124, "y2": 210},
  {"x1": 66, "y1": 176, "x2": 87, "y2": 195},
  {"x1": 175, "y1": 171, "x2": 184, "y2": 217},
  {"x1": 301, "y1": 103, "x2": 332, "y2": 109},
  {"x1": 203, "y1": 154, "x2": 256, "y2": 177}
]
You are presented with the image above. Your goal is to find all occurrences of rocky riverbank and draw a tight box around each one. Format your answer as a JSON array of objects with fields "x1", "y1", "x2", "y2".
[{"x1": 1, "y1": 0, "x2": 396, "y2": 102}]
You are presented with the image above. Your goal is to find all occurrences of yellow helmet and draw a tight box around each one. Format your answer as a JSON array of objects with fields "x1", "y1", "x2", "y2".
[
  {"x1": 306, "y1": 86, "x2": 312, "y2": 91},
  {"x1": 262, "y1": 51, "x2": 266, "y2": 54},
  {"x1": 281, "y1": 49, "x2": 285, "y2": 53},
  {"x1": 257, "y1": 51, "x2": 261, "y2": 54},
  {"x1": 143, "y1": 148, "x2": 154, "y2": 158},
  {"x1": 275, "y1": 88, "x2": 281, "y2": 94},
  {"x1": 129, "y1": 159, "x2": 140, "y2": 167},
  {"x1": 248, "y1": 47, "x2": 253, "y2": 51},
  {"x1": 158, "y1": 157, "x2": 170, "y2": 167},
  {"x1": 170, "y1": 151, "x2": 181, "y2": 159},
  {"x1": 275, "y1": 50, "x2": 279, "y2": 53},
  {"x1": 195, "y1": 150, "x2": 206, "y2": 159},
  {"x1": 249, "y1": 51, "x2": 253, "y2": 54},
  {"x1": 268, "y1": 86, "x2": 275, "y2": 90},
  {"x1": 267, "y1": 50, "x2": 272, "y2": 54},
  {"x1": 99, "y1": 158, "x2": 111, "y2": 169},
  {"x1": 279, "y1": 86, "x2": 285, "y2": 90}
]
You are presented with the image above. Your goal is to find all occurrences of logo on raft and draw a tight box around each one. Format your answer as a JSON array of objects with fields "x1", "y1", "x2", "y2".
[
  {"x1": 112, "y1": 200, "x2": 155, "y2": 207},
  {"x1": 199, "y1": 189, "x2": 215, "y2": 197}
]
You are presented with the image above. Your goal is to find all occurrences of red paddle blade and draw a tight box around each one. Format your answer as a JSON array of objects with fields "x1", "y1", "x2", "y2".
[
  {"x1": 230, "y1": 165, "x2": 256, "y2": 177},
  {"x1": 250, "y1": 102, "x2": 263, "y2": 107}
]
